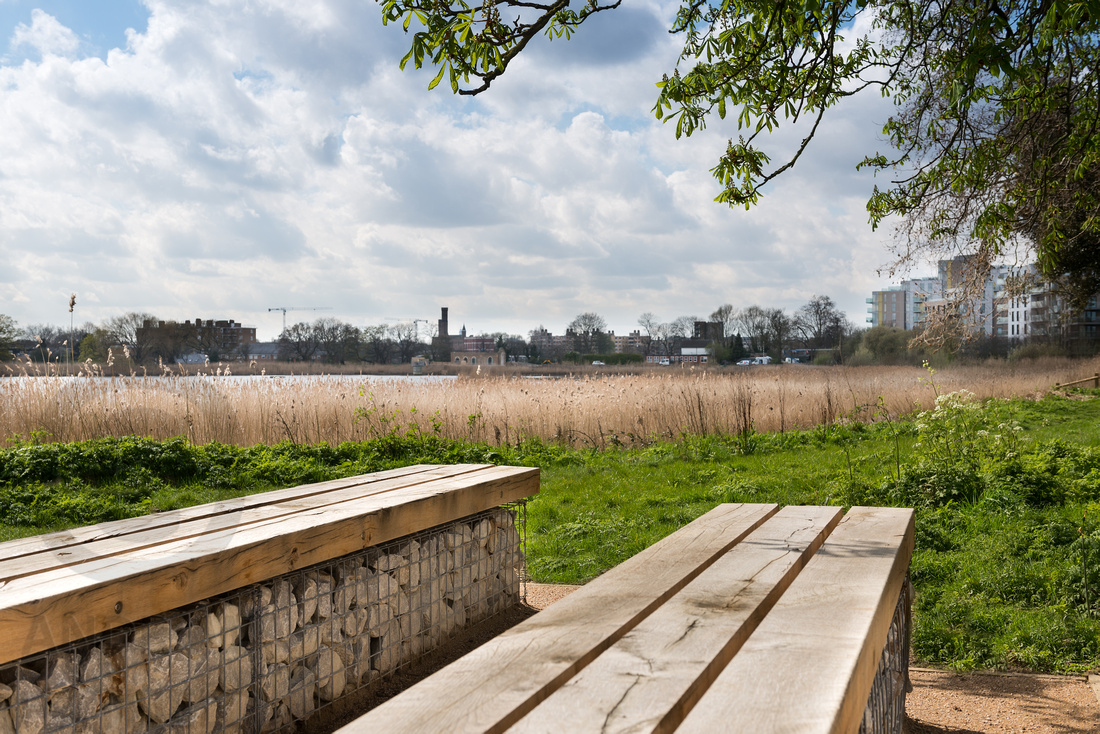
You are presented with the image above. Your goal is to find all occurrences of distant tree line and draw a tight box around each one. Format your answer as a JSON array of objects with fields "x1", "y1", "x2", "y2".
[{"x1": 2, "y1": 296, "x2": 1086, "y2": 370}]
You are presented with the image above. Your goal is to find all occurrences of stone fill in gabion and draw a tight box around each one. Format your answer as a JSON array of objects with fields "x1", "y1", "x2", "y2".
[{"x1": 0, "y1": 505, "x2": 523, "y2": 733}]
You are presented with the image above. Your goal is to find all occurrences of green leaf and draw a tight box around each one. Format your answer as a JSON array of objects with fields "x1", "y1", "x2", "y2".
[{"x1": 428, "y1": 65, "x2": 446, "y2": 90}]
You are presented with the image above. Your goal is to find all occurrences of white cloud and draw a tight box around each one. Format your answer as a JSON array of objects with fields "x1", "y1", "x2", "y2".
[
  {"x1": 11, "y1": 9, "x2": 79, "y2": 57},
  {"x1": 0, "y1": 0, "x2": 906, "y2": 339}
]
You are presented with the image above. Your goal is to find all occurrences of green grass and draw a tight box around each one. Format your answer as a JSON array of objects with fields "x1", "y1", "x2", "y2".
[
  {"x1": 3, "y1": 391, "x2": 1100, "y2": 673},
  {"x1": 527, "y1": 435, "x2": 908, "y2": 583}
]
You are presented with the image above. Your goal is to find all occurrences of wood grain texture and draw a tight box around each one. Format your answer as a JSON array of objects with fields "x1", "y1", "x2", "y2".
[
  {"x1": 0, "y1": 464, "x2": 453, "y2": 570},
  {"x1": 336, "y1": 503, "x2": 780, "y2": 734},
  {"x1": 677, "y1": 506, "x2": 915, "y2": 734},
  {"x1": 508, "y1": 505, "x2": 843, "y2": 734},
  {"x1": 0, "y1": 464, "x2": 538, "y2": 665},
  {"x1": 0, "y1": 464, "x2": 490, "y2": 583}
]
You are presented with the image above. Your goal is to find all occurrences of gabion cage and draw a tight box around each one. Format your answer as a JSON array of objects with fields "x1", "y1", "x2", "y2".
[
  {"x1": 0, "y1": 503, "x2": 525, "y2": 733},
  {"x1": 858, "y1": 573, "x2": 912, "y2": 734}
]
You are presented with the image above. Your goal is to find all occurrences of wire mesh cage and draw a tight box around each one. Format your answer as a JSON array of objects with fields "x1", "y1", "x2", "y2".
[
  {"x1": 859, "y1": 573, "x2": 912, "y2": 734},
  {"x1": 0, "y1": 502, "x2": 526, "y2": 733}
]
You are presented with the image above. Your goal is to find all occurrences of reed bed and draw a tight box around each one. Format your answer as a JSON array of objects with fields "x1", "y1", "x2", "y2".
[{"x1": 1, "y1": 358, "x2": 1095, "y2": 447}]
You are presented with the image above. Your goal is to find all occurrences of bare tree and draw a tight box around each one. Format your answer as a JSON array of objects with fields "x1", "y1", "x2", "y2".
[
  {"x1": 392, "y1": 322, "x2": 426, "y2": 363},
  {"x1": 104, "y1": 312, "x2": 159, "y2": 364},
  {"x1": 637, "y1": 312, "x2": 661, "y2": 356},
  {"x1": 278, "y1": 322, "x2": 321, "y2": 361},
  {"x1": 568, "y1": 312, "x2": 609, "y2": 354},
  {"x1": 21, "y1": 324, "x2": 66, "y2": 363},
  {"x1": 361, "y1": 325, "x2": 395, "y2": 363},
  {"x1": 669, "y1": 315, "x2": 698, "y2": 339},
  {"x1": 314, "y1": 318, "x2": 360, "y2": 364},
  {"x1": 734, "y1": 306, "x2": 771, "y2": 354},
  {"x1": 710, "y1": 304, "x2": 737, "y2": 345},
  {"x1": 795, "y1": 295, "x2": 846, "y2": 350},
  {"x1": 766, "y1": 308, "x2": 793, "y2": 361}
]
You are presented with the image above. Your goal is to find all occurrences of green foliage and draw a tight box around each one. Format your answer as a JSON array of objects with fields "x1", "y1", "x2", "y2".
[
  {"x1": 1009, "y1": 342, "x2": 1070, "y2": 362},
  {"x1": 0, "y1": 314, "x2": 18, "y2": 361},
  {"x1": 379, "y1": 0, "x2": 621, "y2": 95},
  {"x1": 911, "y1": 390, "x2": 1023, "y2": 470},
  {"x1": 379, "y1": 0, "x2": 1100, "y2": 301},
  {"x1": 4, "y1": 393, "x2": 1100, "y2": 672},
  {"x1": 583, "y1": 353, "x2": 643, "y2": 365},
  {"x1": 77, "y1": 332, "x2": 109, "y2": 363},
  {"x1": 862, "y1": 325, "x2": 922, "y2": 364},
  {"x1": 654, "y1": 0, "x2": 883, "y2": 207}
]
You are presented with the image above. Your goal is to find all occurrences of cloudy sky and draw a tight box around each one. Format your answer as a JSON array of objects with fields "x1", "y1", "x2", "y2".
[{"x1": 0, "y1": 0, "x2": 920, "y2": 341}]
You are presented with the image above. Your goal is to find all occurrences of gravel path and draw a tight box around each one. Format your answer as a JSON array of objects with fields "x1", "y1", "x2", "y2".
[{"x1": 526, "y1": 583, "x2": 1100, "y2": 734}]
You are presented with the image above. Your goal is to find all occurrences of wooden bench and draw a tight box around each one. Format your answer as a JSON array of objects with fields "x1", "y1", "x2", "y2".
[
  {"x1": 338, "y1": 503, "x2": 914, "y2": 734},
  {"x1": 0, "y1": 463, "x2": 538, "y2": 666},
  {"x1": 0, "y1": 463, "x2": 539, "y2": 734}
]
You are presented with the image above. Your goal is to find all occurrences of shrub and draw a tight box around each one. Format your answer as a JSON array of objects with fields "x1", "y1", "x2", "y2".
[{"x1": 1009, "y1": 342, "x2": 1069, "y2": 361}]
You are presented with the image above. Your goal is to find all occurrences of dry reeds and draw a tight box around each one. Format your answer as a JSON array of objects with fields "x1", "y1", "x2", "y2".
[{"x1": 1, "y1": 358, "x2": 1095, "y2": 447}]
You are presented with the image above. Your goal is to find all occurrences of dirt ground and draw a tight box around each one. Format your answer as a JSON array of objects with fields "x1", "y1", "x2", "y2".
[
  {"x1": 905, "y1": 669, "x2": 1099, "y2": 734},
  {"x1": 318, "y1": 583, "x2": 1100, "y2": 733}
]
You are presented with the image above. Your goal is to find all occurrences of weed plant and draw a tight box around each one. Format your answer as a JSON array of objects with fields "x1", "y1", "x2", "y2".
[{"x1": 2, "y1": 390, "x2": 1100, "y2": 673}]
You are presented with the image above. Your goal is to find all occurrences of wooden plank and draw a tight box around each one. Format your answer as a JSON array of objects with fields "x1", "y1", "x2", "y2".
[
  {"x1": 508, "y1": 505, "x2": 843, "y2": 734},
  {"x1": 0, "y1": 465, "x2": 538, "y2": 665},
  {"x1": 0, "y1": 463, "x2": 450, "y2": 564},
  {"x1": 336, "y1": 503, "x2": 780, "y2": 734},
  {"x1": 677, "y1": 506, "x2": 915, "y2": 734},
  {"x1": 0, "y1": 464, "x2": 488, "y2": 583},
  {"x1": 0, "y1": 464, "x2": 536, "y2": 660}
]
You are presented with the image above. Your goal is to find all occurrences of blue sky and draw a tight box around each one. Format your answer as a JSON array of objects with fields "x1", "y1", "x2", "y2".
[
  {"x1": 0, "y1": 1, "x2": 915, "y2": 341},
  {"x1": 0, "y1": 0, "x2": 148, "y2": 60}
]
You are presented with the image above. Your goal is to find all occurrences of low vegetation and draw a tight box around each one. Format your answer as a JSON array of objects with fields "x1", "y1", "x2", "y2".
[
  {"x1": 1, "y1": 358, "x2": 1095, "y2": 446},
  {"x1": 1, "y1": 380, "x2": 1099, "y2": 674}
]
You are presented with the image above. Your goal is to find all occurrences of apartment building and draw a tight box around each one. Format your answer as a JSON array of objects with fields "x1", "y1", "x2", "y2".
[
  {"x1": 611, "y1": 330, "x2": 646, "y2": 353},
  {"x1": 866, "y1": 277, "x2": 941, "y2": 330},
  {"x1": 871, "y1": 257, "x2": 1099, "y2": 342}
]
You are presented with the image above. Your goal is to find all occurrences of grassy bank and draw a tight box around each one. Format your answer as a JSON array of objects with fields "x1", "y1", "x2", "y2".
[{"x1": 1, "y1": 391, "x2": 1099, "y2": 673}]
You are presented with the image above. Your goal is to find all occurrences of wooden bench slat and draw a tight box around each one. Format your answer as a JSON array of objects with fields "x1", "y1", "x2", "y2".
[
  {"x1": 336, "y1": 502, "x2": 781, "y2": 734},
  {"x1": 0, "y1": 464, "x2": 487, "y2": 583},
  {"x1": 1, "y1": 464, "x2": 533, "y2": 604},
  {"x1": 677, "y1": 506, "x2": 914, "y2": 734},
  {"x1": 0, "y1": 464, "x2": 463, "y2": 567},
  {"x1": 508, "y1": 505, "x2": 843, "y2": 734},
  {"x1": 0, "y1": 465, "x2": 538, "y2": 665}
]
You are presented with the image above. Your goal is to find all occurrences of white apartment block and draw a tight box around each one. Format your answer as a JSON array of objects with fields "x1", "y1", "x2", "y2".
[{"x1": 871, "y1": 257, "x2": 1100, "y2": 340}]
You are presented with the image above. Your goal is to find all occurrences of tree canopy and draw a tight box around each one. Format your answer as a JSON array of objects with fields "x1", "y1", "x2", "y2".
[
  {"x1": 0, "y1": 314, "x2": 18, "y2": 361},
  {"x1": 382, "y1": 0, "x2": 1100, "y2": 302}
]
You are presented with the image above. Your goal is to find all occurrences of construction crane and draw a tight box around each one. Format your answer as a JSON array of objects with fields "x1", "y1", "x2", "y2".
[
  {"x1": 269, "y1": 306, "x2": 333, "y2": 332},
  {"x1": 384, "y1": 317, "x2": 431, "y2": 340}
]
